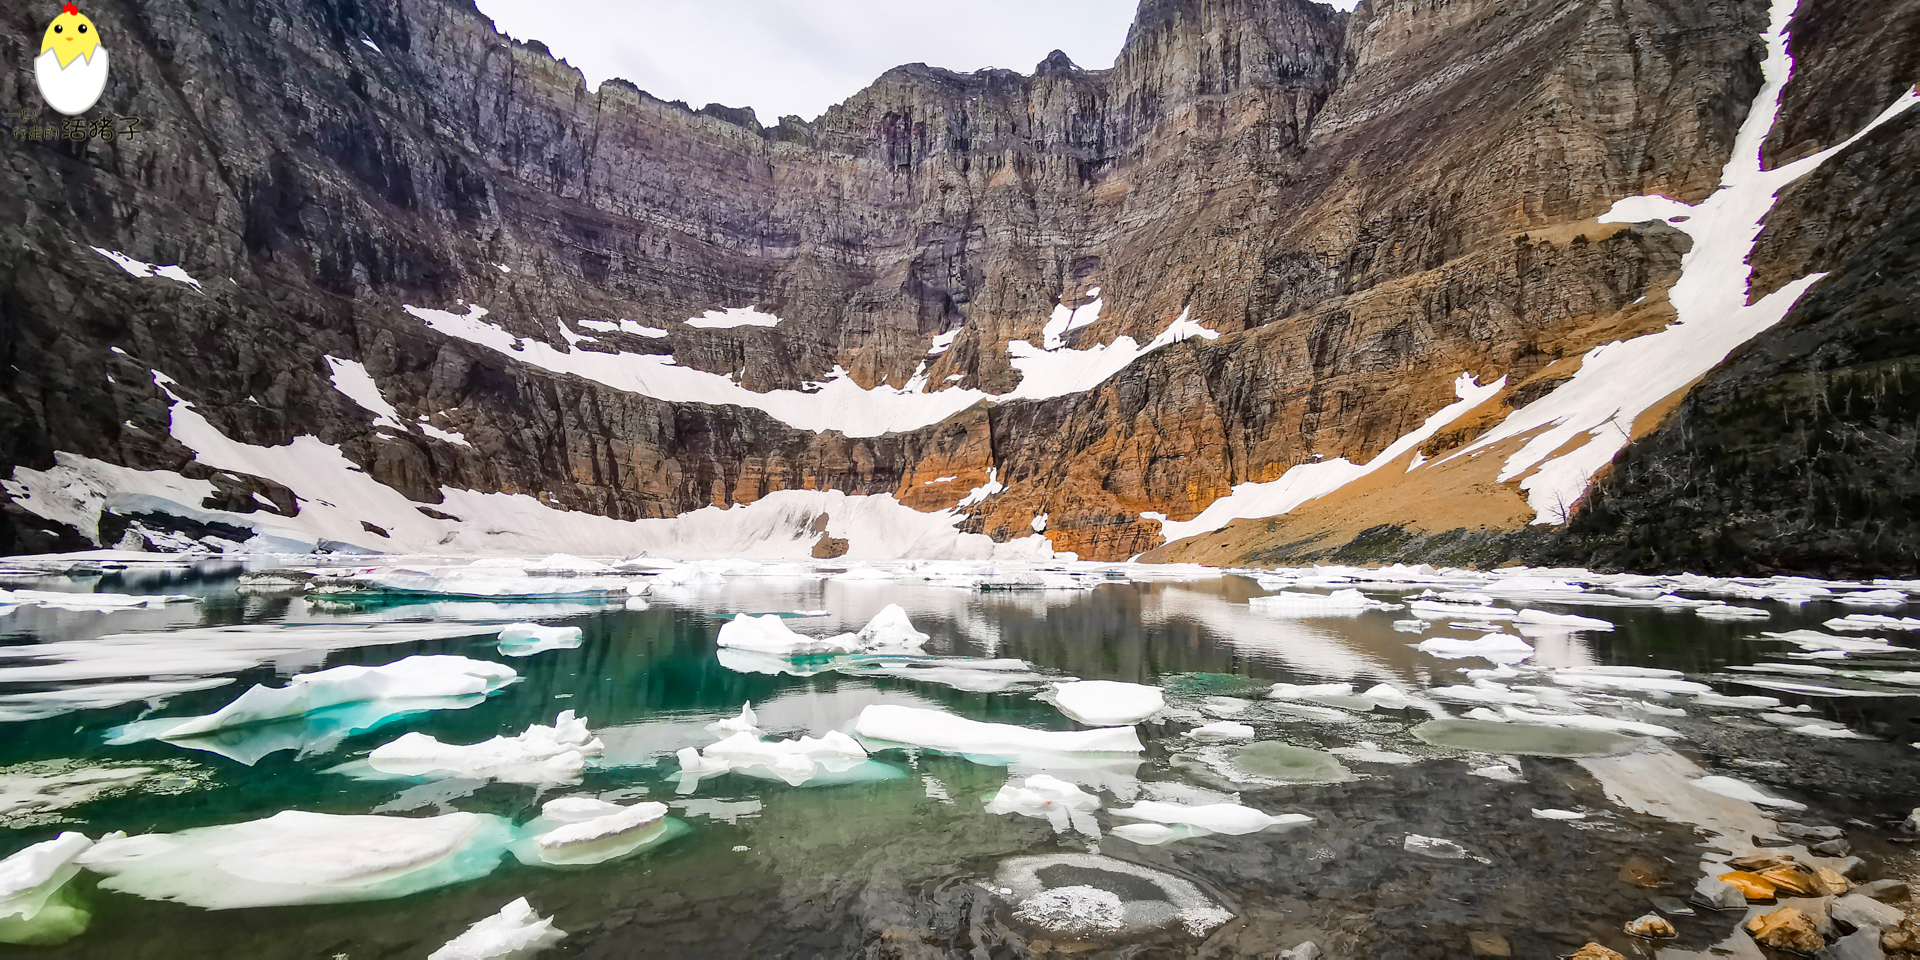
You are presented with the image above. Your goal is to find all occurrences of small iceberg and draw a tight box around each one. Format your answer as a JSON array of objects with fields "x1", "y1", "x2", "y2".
[
  {"x1": 107, "y1": 656, "x2": 518, "y2": 764},
  {"x1": 716, "y1": 615, "x2": 861, "y2": 657},
  {"x1": 1249, "y1": 589, "x2": 1400, "y2": 615},
  {"x1": 0, "y1": 832, "x2": 93, "y2": 946},
  {"x1": 1826, "y1": 614, "x2": 1920, "y2": 632},
  {"x1": 847, "y1": 604, "x2": 930, "y2": 651},
  {"x1": 358, "y1": 711, "x2": 605, "y2": 786},
  {"x1": 78, "y1": 810, "x2": 517, "y2": 909},
  {"x1": 495, "y1": 624, "x2": 583, "y2": 657},
  {"x1": 1050, "y1": 680, "x2": 1164, "y2": 725},
  {"x1": 854, "y1": 705, "x2": 1144, "y2": 758},
  {"x1": 1189, "y1": 721, "x2": 1255, "y2": 742},
  {"x1": 1110, "y1": 800, "x2": 1310, "y2": 836},
  {"x1": 983, "y1": 775, "x2": 1101, "y2": 837},
  {"x1": 1414, "y1": 633, "x2": 1535, "y2": 663},
  {"x1": 510, "y1": 797, "x2": 686, "y2": 867},
  {"x1": 675, "y1": 730, "x2": 884, "y2": 788},
  {"x1": 429, "y1": 898, "x2": 566, "y2": 960},
  {"x1": 705, "y1": 703, "x2": 759, "y2": 737}
]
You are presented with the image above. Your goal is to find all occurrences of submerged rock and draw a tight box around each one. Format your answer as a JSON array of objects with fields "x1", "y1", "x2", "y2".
[
  {"x1": 1467, "y1": 932, "x2": 1511, "y2": 957},
  {"x1": 1626, "y1": 913, "x2": 1678, "y2": 939},
  {"x1": 1413, "y1": 719, "x2": 1639, "y2": 758},
  {"x1": 1748, "y1": 908, "x2": 1825, "y2": 954},
  {"x1": 1229, "y1": 743, "x2": 1355, "y2": 784},
  {"x1": 1570, "y1": 944, "x2": 1628, "y2": 960}
]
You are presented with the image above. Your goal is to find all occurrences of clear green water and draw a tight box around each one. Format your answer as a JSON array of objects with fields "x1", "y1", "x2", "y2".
[{"x1": 0, "y1": 566, "x2": 1916, "y2": 958}]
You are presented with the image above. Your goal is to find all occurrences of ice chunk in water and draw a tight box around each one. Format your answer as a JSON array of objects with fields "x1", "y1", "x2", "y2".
[
  {"x1": 705, "y1": 703, "x2": 759, "y2": 737},
  {"x1": 1189, "y1": 721, "x2": 1255, "y2": 742},
  {"x1": 428, "y1": 897, "x2": 566, "y2": 960},
  {"x1": 1050, "y1": 681, "x2": 1164, "y2": 725},
  {"x1": 984, "y1": 775, "x2": 1101, "y2": 837},
  {"x1": 1015, "y1": 885, "x2": 1126, "y2": 935},
  {"x1": 1500, "y1": 707, "x2": 1680, "y2": 738},
  {"x1": 1826, "y1": 614, "x2": 1920, "y2": 632},
  {"x1": 715, "y1": 615, "x2": 860, "y2": 657},
  {"x1": 854, "y1": 705, "x2": 1144, "y2": 757},
  {"x1": 676, "y1": 730, "x2": 879, "y2": 788},
  {"x1": 1404, "y1": 834, "x2": 1469, "y2": 859},
  {"x1": 1110, "y1": 800, "x2": 1309, "y2": 836},
  {"x1": 1414, "y1": 633, "x2": 1535, "y2": 663},
  {"x1": 0, "y1": 832, "x2": 92, "y2": 946},
  {"x1": 107, "y1": 656, "x2": 518, "y2": 764},
  {"x1": 849, "y1": 604, "x2": 930, "y2": 651},
  {"x1": 80, "y1": 810, "x2": 516, "y2": 909},
  {"x1": 995, "y1": 853, "x2": 1234, "y2": 938},
  {"x1": 509, "y1": 798, "x2": 686, "y2": 868},
  {"x1": 1249, "y1": 589, "x2": 1399, "y2": 614},
  {"x1": 360, "y1": 711, "x2": 605, "y2": 785},
  {"x1": 1223, "y1": 743, "x2": 1356, "y2": 784},
  {"x1": 495, "y1": 624, "x2": 583, "y2": 658}
]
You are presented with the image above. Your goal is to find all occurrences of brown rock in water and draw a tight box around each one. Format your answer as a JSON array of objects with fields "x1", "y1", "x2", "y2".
[
  {"x1": 1569, "y1": 944, "x2": 1628, "y2": 960},
  {"x1": 1885, "y1": 918, "x2": 1920, "y2": 954},
  {"x1": 1721, "y1": 872, "x2": 1782, "y2": 901},
  {"x1": 1618, "y1": 855, "x2": 1665, "y2": 887},
  {"x1": 1625, "y1": 914, "x2": 1678, "y2": 939},
  {"x1": 1468, "y1": 932, "x2": 1511, "y2": 957},
  {"x1": 1814, "y1": 867, "x2": 1853, "y2": 897},
  {"x1": 1746, "y1": 908, "x2": 1825, "y2": 955},
  {"x1": 1762, "y1": 865, "x2": 1823, "y2": 898}
]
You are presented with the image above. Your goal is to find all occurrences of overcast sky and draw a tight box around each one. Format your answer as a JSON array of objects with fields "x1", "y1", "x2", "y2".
[{"x1": 474, "y1": 0, "x2": 1360, "y2": 123}]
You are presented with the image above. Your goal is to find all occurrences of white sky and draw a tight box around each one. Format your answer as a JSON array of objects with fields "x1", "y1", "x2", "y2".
[{"x1": 474, "y1": 0, "x2": 1360, "y2": 123}]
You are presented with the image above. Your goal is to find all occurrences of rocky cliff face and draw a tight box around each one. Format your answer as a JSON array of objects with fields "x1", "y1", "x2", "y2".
[{"x1": 0, "y1": 0, "x2": 1908, "y2": 570}]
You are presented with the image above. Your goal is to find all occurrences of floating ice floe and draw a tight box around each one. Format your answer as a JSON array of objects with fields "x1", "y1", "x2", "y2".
[
  {"x1": 1761, "y1": 714, "x2": 1868, "y2": 740},
  {"x1": 829, "y1": 656, "x2": 1054, "y2": 693},
  {"x1": 1765, "y1": 630, "x2": 1905, "y2": 655},
  {"x1": 1392, "y1": 619, "x2": 1430, "y2": 633},
  {"x1": 1427, "y1": 683, "x2": 1540, "y2": 708},
  {"x1": 1514, "y1": 610, "x2": 1614, "y2": 631},
  {"x1": 79, "y1": 810, "x2": 517, "y2": 909},
  {"x1": 675, "y1": 730, "x2": 884, "y2": 788},
  {"x1": 1414, "y1": 633, "x2": 1535, "y2": 663},
  {"x1": 847, "y1": 604, "x2": 930, "y2": 651},
  {"x1": 1835, "y1": 590, "x2": 1910, "y2": 608},
  {"x1": 1050, "y1": 681, "x2": 1164, "y2": 725},
  {"x1": 984, "y1": 775, "x2": 1101, "y2": 837},
  {"x1": 1249, "y1": 590, "x2": 1400, "y2": 615},
  {"x1": 359, "y1": 711, "x2": 605, "y2": 785},
  {"x1": 108, "y1": 656, "x2": 518, "y2": 764},
  {"x1": 1111, "y1": 800, "x2": 1309, "y2": 837},
  {"x1": 856, "y1": 705, "x2": 1142, "y2": 755},
  {"x1": 706, "y1": 703, "x2": 759, "y2": 737},
  {"x1": 0, "y1": 832, "x2": 92, "y2": 946},
  {"x1": 1551, "y1": 667, "x2": 1712, "y2": 696},
  {"x1": 1826, "y1": 615, "x2": 1920, "y2": 632},
  {"x1": 1694, "y1": 692, "x2": 1782, "y2": 710},
  {"x1": 995, "y1": 853, "x2": 1233, "y2": 938},
  {"x1": 511, "y1": 797, "x2": 684, "y2": 867},
  {"x1": 1689, "y1": 776, "x2": 1806, "y2": 812},
  {"x1": 1499, "y1": 707, "x2": 1680, "y2": 738},
  {"x1": 715, "y1": 615, "x2": 861, "y2": 657},
  {"x1": 496, "y1": 624, "x2": 584, "y2": 658},
  {"x1": 0, "y1": 622, "x2": 497, "y2": 723},
  {"x1": 0, "y1": 589, "x2": 196, "y2": 613},
  {"x1": 1266, "y1": 682, "x2": 1355, "y2": 701},
  {"x1": 1189, "y1": 721, "x2": 1255, "y2": 742},
  {"x1": 1694, "y1": 604, "x2": 1773, "y2": 622},
  {"x1": 429, "y1": 898, "x2": 567, "y2": 960},
  {"x1": 1408, "y1": 599, "x2": 1519, "y2": 620}
]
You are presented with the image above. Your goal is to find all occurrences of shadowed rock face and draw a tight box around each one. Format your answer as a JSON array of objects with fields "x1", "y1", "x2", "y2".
[{"x1": 0, "y1": 0, "x2": 1900, "y2": 567}]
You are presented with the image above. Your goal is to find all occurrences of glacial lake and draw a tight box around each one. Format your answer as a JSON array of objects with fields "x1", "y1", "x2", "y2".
[{"x1": 0, "y1": 556, "x2": 1916, "y2": 958}]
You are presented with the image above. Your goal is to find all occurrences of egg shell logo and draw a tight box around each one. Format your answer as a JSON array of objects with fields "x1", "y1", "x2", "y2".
[{"x1": 36, "y1": 3, "x2": 110, "y2": 116}]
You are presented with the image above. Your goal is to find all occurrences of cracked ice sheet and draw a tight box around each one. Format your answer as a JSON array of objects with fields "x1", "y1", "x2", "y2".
[
  {"x1": 1149, "y1": 373, "x2": 1505, "y2": 543},
  {"x1": 1449, "y1": 1, "x2": 1920, "y2": 525},
  {"x1": 408, "y1": 304, "x2": 1216, "y2": 438}
]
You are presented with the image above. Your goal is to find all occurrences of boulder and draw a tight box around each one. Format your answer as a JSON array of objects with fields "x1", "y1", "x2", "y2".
[
  {"x1": 1852, "y1": 879, "x2": 1909, "y2": 904},
  {"x1": 1696, "y1": 876, "x2": 1750, "y2": 911},
  {"x1": 1819, "y1": 929, "x2": 1887, "y2": 960},
  {"x1": 1468, "y1": 932, "x2": 1511, "y2": 957},
  {"x1": 1833, "y1": 894, "x2": 1906, "y2": 933},
  {"x1": 1626, "y1": 914, "x2": 1678, "y2": 939},
  {"x1": 1722, "y1": 871, "x2": 1782, "y2": 901},
  {"x1": 1748, "y1": 908, "x2": 1826, "y2": 955},
  {"x1": 1281, "y1": 944, "x2": 1322, "y2": 960},
  {"x1": 1783, "y1": 824, "x2": 1847, "y2": 843}
]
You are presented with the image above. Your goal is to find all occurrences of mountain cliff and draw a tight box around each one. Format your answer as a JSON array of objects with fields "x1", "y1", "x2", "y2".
[{"x1": 1, "y1": 0, "x2": 1913, "y2": 572}]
